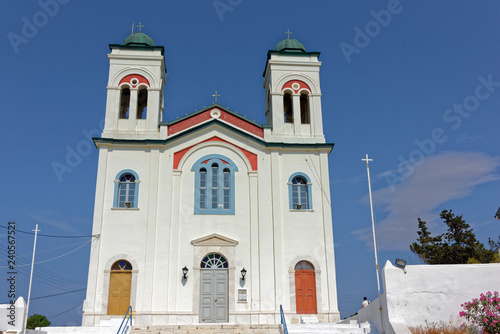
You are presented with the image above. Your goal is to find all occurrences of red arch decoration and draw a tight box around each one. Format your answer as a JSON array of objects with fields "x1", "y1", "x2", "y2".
[
  {"x1": 282, "y1": 80, "x2": 311, "y2": 93},
  {"x1": 173, "y1": 136, "x2": 258, "y2": 171},
  {"x1": 119, "y1": 74, "x2": 150, "y2": 87}
]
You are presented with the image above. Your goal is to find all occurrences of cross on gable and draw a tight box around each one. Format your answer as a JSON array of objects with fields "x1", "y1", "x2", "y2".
[{"x1": 212, "y1": 90, "x2": 221, "y2": 104}]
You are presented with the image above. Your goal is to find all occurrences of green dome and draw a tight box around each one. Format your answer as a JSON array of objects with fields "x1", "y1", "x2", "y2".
[
  {"x1": 274, "y1": 38, "x2": 306, "y2": 52},
  {"x1": 124, "y1": 32, "x2": 155, "y2": 47}
]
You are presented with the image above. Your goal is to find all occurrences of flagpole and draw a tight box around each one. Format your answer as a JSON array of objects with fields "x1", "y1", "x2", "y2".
[
  {"x1": 362, "y1": 154, "x2": 385, "y2": 334},
  {"x1": 24, "y1": 224, "x2": 40, "y2": 333}
]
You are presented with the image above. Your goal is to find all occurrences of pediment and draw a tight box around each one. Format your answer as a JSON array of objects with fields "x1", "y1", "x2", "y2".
[{"x1": 191, "y1": 233, "x2": 238, "y2": 247}]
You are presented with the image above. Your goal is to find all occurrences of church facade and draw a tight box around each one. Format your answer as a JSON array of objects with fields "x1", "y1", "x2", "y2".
[{"x1": 82, "y1": 32, "x2": 340, "y2": 326}]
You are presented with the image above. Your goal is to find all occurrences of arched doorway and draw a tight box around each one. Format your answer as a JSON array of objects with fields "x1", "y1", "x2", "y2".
[
  {"x1": 200, "y1": 253, "x2": 229, "y2": 323},
  {"x1": 295, "y1": 261, "x2": 317, "y2": 314},
  {"x1": 107, "y1": 260, "x2": 132, "y2": 315}
]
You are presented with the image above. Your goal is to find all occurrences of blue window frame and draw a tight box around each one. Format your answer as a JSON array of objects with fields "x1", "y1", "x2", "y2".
[
  {"x1": 113, "y1": 169, "x2": 139, "y2": 208},
  {"x1": 192, "y1": 155, "x2": 238, "y2": 215},
  {"x1": 288, "y1": 172, "x2": 312, "y2": 210}
]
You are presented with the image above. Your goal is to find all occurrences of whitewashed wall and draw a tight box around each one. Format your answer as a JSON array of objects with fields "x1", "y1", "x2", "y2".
[
  {"x1": 0, "y1": 296, "x2": 26, "y2": 333},
  {"x1": 345, "y1": 261, "x2": 500, "y2": 334},
  {"x1": 383, "y1": 261, "x2": 500, "y2": 328}
]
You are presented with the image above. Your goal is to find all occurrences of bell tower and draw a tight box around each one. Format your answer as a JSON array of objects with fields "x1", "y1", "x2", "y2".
[
  {"x1": 102, "y1": 31, "x2": 166, "y2": 139},
  {"x1": 263, "y1": 35, "x2": 325, "y2": 143}
]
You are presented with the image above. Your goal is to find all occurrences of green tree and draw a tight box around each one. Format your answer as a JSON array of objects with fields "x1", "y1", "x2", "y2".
[
  {"x1": 26, "y1": 314, "x2": 51, "y2": 329},
  {"x1": 410, "y1": 209, "x2": 497, "y2": 264}
]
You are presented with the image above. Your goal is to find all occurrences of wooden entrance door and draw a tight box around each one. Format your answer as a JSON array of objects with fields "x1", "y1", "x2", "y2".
[
  {"x1": 295, "y1": 261, "x2": 317, "y2": 314},
  {"x1": 200, "y1": 253, "x2": 229, "y2": 323},
  {"x1": 107, "y1": 260, "x2": 132, "y2": 315}
]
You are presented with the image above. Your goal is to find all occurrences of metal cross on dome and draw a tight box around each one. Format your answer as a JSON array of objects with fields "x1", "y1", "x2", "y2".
[
  {"x1": 137, "y1": 22, "x2": 144, "y2": 33},
  {"x1": 285, "y1": 29, "x2": 292, "y2": 39},
  {"x1": 212, "y1": 90, "x2": 221, "y2": 104}
]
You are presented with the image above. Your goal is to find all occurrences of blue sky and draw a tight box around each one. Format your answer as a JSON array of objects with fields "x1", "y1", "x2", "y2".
[{"x1": 1, "y1": 0, "x2": 499, "y2": 326}]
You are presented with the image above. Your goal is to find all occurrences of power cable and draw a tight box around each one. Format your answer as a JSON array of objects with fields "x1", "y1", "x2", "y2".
[
  {"x1": 31, "y1": 288, "x2": 86, "y2": 301},
  {"x1": 49, "y1": 302, "x2": 83, "y2": 320},
  {"x1": 0, "y1": 239, "x2": 91, "y2": 261},
  {"x1": 0, "y1": 225, "x2": 97, "y2": 238},
  {"x1": 0, "y1": 239, "x2": 92, "y2": 268},
  {"x1": 0, "y1": 245, "x2": 86, "y2": 291}
]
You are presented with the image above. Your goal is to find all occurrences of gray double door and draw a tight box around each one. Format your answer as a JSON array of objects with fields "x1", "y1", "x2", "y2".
[{"x1": 200, "y1": 269, "x2": 229, "y2": 322}]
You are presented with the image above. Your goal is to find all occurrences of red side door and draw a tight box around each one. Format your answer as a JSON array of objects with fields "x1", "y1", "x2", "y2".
[{"x1": 295, "y1": 270, "x2": 317, "y2": 314}]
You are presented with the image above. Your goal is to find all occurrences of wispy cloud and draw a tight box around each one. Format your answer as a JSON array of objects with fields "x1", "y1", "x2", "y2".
[
  {"x1": 456, "y1": 134, "x2": 484, "y2": 143},
  {"x1": 333, "y1": 174, "x2": 365, "y2": 186},
  {"x1": 29, "y1": 211, "x2": 85, "y2": 235},
  {"x1": 353, "y1": 151, "x2": 500, "y2": 251}
]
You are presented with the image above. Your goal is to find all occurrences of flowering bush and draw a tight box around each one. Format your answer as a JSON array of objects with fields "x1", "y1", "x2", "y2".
[{"x1": 460, "y1": 291, "x2": 500, "y2": 334}]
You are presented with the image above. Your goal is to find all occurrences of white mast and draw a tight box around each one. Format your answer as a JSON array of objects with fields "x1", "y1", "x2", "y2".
[
  {"x1": 24, "y1": 224, "x2": 40, "y2": 333},
  {"x1": 362, "y1": 154, "x2": 385, "y2": 334}
]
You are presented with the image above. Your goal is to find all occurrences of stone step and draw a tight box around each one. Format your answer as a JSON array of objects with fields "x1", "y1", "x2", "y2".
[
  {"x1": 98, "y1": 317, "x2": 126, "y2": 327},
  {"x1": 131, "y1": 324, "x2": 281, "y2": 334},
  {"x1": 31, "y1": 326, "x2": 123, "y2": 334},
  {"x1": 286, "y1": 322, "x2": 376, "y2": 334},
  {"x1": 301, "y1": 316, "x2": 319, "y2": 324}
]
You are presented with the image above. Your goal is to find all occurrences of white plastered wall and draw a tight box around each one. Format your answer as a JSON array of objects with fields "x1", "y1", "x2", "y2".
[
  {"x1": 346, "y1": 261, "x2": 500, "y2": 334},
  {"x1": 83, "y1": 125, "x2": 339, "y2": 326}
]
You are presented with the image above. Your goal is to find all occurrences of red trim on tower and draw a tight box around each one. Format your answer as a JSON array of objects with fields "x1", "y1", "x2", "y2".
[
  {"x1": 282, "y1": 80, "x2": 311, "y2": 93},
  {"x1": 119, "y1": 74, "x2": 150, "y2": 87},
  {"x1": 167, "y1": 108, "x2": 264, "y2": 138},
  {"x1": 173, "y1": 136, "x2": 258, "y2": 170}
]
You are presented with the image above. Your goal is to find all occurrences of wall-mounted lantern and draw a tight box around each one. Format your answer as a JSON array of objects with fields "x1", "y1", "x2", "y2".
[{"x1": 395, "y1": 258, "x2": 407, "y2": 274}]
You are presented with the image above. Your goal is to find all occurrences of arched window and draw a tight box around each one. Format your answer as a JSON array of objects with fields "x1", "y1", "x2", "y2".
[
  {"x1": 283, "y1": 92, "x2": 294, "y2": 123},
  {"x1": 113, "y1": 170, "x2": 140, "y2": 208},
  {"x1": 295, "y1": 261, "x2": 314, "y2": 270},
  {"x1": 200, "y1": 253, "x2": 229, "y2": 269},
  {"x1": 300, "y1": 93, "x2": 310, "y2": 124},
  {"x1": 137, "y1": 87, "x2": 148, "y2": 119},
  {"x1": 288, "y1": 173, "x2": 312, "y2": 210},
  {"x1": 199, "y1": 168, "x2": 207, "y2": 209},
  {"x1": 111, "y1": 260, "x2": 133, "y2": 270},
  {"x1": 192, "y1": 155, "x2": 238, "y2": 215},
  {"x1": 119, "y1": 87, "x2": 131, "y2": 119}
]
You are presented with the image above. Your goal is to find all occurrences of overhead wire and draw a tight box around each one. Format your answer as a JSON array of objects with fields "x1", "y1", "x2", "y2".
[
  {"x1": 0, "y1": 236, "x2": 93, "y2": 289},
  {"x1": 0, "y1": 239, "x2": 92, "y2": 268},
  {"x1": 49, "y1": 302, "x2": 83, "y2": 320},
  {"x1": 0, "y1": 225, "x2": 97, "y2": 238},
  {"x1": 0, "y1": 239, "x2": 91, "y2": 261},
  {"x1": 31, "y1": 288, "x2": 86, "y2": 301},
  {"x1": 0, "y1": 245, "x2": 86, "y2": 291}
]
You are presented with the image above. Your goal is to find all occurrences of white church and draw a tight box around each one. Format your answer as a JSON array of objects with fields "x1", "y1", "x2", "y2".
[{"x1": 82, "y1": 30, "x2": 340, "y2": 327}]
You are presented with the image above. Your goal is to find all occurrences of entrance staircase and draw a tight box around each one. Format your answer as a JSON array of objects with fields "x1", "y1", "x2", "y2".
[
  {"x1": 32, "y1": 321, "x2": 376, "y2": 334},
  {"x1": 130, "y1": 324, "x2": 281, "y2": 333},
  {"x1": 287, "y1": 319, "x2": 378, "y2": 334},
  {"x1": 33, "y1": 317, "x2": 127, "y2": 334}
]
